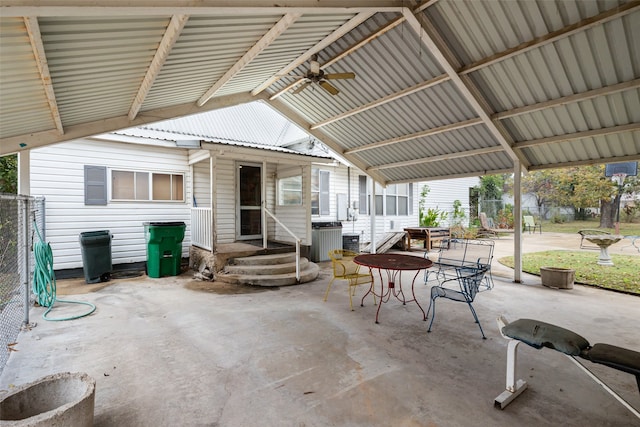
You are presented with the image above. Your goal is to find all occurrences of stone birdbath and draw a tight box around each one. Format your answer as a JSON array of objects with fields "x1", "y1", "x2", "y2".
[{"x1": 584, "y1": 235, "x2": 623, "y2": 266}]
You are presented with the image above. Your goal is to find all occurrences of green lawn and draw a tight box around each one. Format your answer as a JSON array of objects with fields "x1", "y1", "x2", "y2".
[
  {"x1": 499, "y1": 251, "x2": 640, "y2": 295},
  {"x1": 537, "y1": 219, "x2": 640, "y2": 235}
]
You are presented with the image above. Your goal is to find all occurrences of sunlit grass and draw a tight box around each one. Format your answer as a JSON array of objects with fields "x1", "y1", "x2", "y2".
[
  {"x1": 499, "y1": 251, "x2": 640, "y2": 295},
  {"x1": 538, "y1": 220, "x2": 640, "y2": 235}
]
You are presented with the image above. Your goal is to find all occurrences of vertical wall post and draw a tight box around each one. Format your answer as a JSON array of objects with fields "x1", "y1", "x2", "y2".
[
  {"x1": 513, "y1": 161, "x2": 523, "y2": 283},
  {"x1": 370, "y1": 180, "x2": 376, "y2": 254},
  {"x1": 23, "y1": 199, "x2": 30, "y2": 326}
]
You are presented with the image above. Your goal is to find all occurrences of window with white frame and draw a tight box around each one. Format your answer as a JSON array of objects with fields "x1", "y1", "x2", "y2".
[
  {"x1": 386, "y1": 183, "x2": 412, "y2": 216},
  {"x1": 278, "y1": 175, "x2": 302, "y2": 206},
  {"x1": 311, "y1": 168, "x2": 330, "y2": 215},
  {"x1": 111, "y1": 170, "x2": 184, "y2": 201},
  {"x1": 358, "y1": 176, "x2": 412, "y2": 216}
]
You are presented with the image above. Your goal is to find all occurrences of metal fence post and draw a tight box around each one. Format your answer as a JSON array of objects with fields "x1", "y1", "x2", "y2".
[{"x1": 23, "y1": 198, "x2": 30, "y2": 326}]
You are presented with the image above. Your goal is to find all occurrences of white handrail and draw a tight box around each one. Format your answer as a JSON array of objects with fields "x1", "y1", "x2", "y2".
[{"x1": 263, "y1": 206, "x2": 301, "y2": 282}]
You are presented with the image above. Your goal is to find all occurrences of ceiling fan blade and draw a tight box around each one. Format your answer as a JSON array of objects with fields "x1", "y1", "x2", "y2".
[
  {"x1": 292, "y1": 81, "x2": 312, "y2": 95},
  {"x1": 319, "y1": 80, "x2": 339, "y2": 95},
  {"x1": 324, "y1": 72, "x2": 355, "y2": 80}
]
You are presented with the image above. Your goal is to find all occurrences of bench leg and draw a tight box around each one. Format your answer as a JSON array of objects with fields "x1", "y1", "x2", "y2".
[
  {"x1": 495, "y1": 339, "x2": 528, "y2": 409},
  {"x1": 566, "y1": 356, "x2": 640, "y2": 419}
]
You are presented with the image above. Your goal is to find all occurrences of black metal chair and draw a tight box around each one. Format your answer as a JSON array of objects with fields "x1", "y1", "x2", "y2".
[{"x1": 425, "y1": 266, "x2": 489, "y2": 339}]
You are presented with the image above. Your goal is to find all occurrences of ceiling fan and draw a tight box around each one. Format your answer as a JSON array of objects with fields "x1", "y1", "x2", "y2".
[{"x1": 290, "y1": 54, "x2": 356, "y2": 96}]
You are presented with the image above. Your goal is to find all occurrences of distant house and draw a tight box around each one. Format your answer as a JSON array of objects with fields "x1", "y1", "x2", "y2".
[{"x1": 23, "y1": 102, "x2": 478, "y2": 275}]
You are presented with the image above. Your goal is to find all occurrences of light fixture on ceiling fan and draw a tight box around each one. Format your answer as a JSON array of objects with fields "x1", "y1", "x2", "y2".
[{"x1": 290, "y1": 54, "x2": 356, "y2": 96}]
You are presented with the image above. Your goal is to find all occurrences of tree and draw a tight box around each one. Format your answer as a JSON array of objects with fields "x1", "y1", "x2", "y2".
[
  {"x1": 521, "y1": 169, "x2": 563, "y2": 219},
  {"x1": 0, "y1": 155, "x2": 17, "y2": 194},
  {"x1": 474, "y1": 174, "x2": 509, "y2": 220},
  {"x1": 521, "y1": 165, "x2": 639, "y2": 228}
]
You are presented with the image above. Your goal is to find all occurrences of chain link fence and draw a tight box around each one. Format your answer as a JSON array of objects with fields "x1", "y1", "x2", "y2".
[{"x1": 0, "y1": 194, "x2": 45, "y2": 375}]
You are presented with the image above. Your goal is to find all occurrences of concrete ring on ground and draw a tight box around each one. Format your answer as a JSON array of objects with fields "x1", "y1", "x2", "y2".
[{"x1": 0, "y1": 372, "x2": 95, "y2": 427}]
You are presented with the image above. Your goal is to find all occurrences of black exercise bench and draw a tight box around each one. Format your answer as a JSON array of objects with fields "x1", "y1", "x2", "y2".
[{"x1": 495, "y1": 317, "x2": 640, "y2": 419}]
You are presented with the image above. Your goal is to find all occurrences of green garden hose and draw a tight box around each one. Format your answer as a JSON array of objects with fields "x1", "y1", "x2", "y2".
[{"x1": 32, "y1": 221, "x2": 96, "y2": 321}]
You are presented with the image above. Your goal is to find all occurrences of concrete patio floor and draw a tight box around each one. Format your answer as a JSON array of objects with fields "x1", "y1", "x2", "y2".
[{"x1": 1, "y1": 233, "x2": 639, "y2": 426}]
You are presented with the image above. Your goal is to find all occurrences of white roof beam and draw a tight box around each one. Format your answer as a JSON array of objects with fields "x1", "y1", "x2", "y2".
[
  {"x1": 1, "y1": 92, "x2": 261, "y2": 156},
  {"x1": 266, "y1": 97, "x2": 388, "y2": 185},
  {"x1": 368, "y1": 146, "x2": 504, "y2": 171},
  {"x1": 528, "y1": 155, "x2": 640, "y2": 172},
  {"x1": 459, "y1": 1, "x2": 640, "y2": 76},
  {"x1": 402, "y1": 9, "x2": 526, "y2": 166},
  {"x1": 24, "y1": 17, "x2": 63, "y2": 134},
  {"x1": 513, "y1": 123, "x2": 640, "y2": 149},
  {"x1": 251, "y1": 11, "x2": 375, "y2": 96},
  {"x1": 311, "y1": 75, "x2": 449, "y2": 129},
  {"x1": 129, "y1": 14, "x2": 189, "y2": 120},
  {"x1": 388, "y1": 168, "x2": 515, "y2": 185},
  {"x1": 346, "y1": 118, "x2": 482, "y2": 154},
  {"x1": 197, "y1": 12, "x2": 301, "y2": 107},
  {"x1": 493, "y1": 78, "x2": 640, "y2": 121},
  {"x1": 270, "y1": 14, "x2": 405, "y2": 101},
  {"x1": 0, "y1": 2, "x2": 403, "y2": 17},
  {"x1": 322, "y1": 15, "x2": 405, "y2": 69}
]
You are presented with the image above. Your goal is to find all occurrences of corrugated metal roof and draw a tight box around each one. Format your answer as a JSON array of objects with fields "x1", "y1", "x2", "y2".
[
  {"x1": 1, "y1": 1, "x2": 639, "y2": 185},
  {"x1": 138, "y1": 101, "x2": 308, "y2": 146},
  {"x1": 113, "y1": 125, "x2": 321, "y2": 157},
  {"x1": 0, "y1": 18, "x2": 56, "y2": 136}
]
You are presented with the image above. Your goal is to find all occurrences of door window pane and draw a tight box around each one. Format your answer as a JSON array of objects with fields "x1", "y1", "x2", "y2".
[{"x1": 240, "y1": 166, "x2": 261, "y2": 206}]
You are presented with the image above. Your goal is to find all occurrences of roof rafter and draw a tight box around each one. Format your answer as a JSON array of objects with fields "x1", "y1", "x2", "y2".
[
  {"x1": 345, "y1": 118, "x2": 482, "y2": 154},
  {"x1": 493, "y1": 78, "x2": 640, "y2": 121},
  {"x1": 368, "y1": 146, "x2": 504, "y2": 171},
  {"x1": 251, "y1": 11, "x2": 375, "y2": 96},
  {"x1": 197, "y1": 12, "x2": 301, "y2": 107},
  {"x1": 266, "y1": 97, "x2": 388, "y2": 185},
  {"x1": 270, "y1": 14, "x2": 405, "y2": 100},
  {"x1": 24, "y1": 16, "x2": 63, "y2": 134},
  {"x1": 311, "y1": 75, "x2": 448, "y2": 129},
  {"x1": 402, "y1": 8, "x2": 526, "y2": 166},
  {"x1": 528, "y1": 154, "x2": 640, "y2": 172},
  {"x1": 386, "y1": 167, "x2": 515, "y2": 185},
  {"x1": 0, "y1": 2, "x2": 403, "y2": 17},
  {"x1": 458, "y1": 1, "x2": 640, "y2": 76},
  {"x1": 513, "y1": 123, "x2": 640, "y2": 149},
  {"x1": 1, "y1": 92, "x2": 261, "y2": 156},
  {"x1": 129, "y1": 14, "x2": 189, "y2": 120}
]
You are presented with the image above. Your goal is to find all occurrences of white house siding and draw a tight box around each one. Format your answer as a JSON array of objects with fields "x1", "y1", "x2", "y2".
[
  {"x1": 418, "y1": 177, "x2": 479, "y2": 227},
  {"x1": 212, "y1": 159, "x2": 284, "y2": 244},
  {"x1": 308, "y1": 164, "x2": 423, "y2": 246},
  {"x1": 192, "y1": 161, "x2": 211, "y2": 208},
  {"x1": 30, "y1": 139, "x2": 192, "y2": 271},
  {"x1": 213, "y1": 158, "x2": 236, "y2": 244},
  {"x1": 273, "y1": 164, "x2": 310, "y2": 245}
]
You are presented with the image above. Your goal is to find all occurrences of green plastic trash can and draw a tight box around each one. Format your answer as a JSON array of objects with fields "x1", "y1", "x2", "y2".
[
  {"x1": 143, "y1": 222, "x2": 186, "y2": 278},
  {"x1": 79, "y1": 230, "x2": 112, "y2": 284}
]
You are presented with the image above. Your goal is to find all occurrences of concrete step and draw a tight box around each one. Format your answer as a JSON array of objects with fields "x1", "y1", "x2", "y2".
[
  {"x1": 223, "y1": 258, "x2": 309, "y2": 275},
  {"x1": 231, "y1": 252, "x2": 297, "y2": 266},
  {"x1": 216, "y1": 262, "x2": 320, "y2": 287}
]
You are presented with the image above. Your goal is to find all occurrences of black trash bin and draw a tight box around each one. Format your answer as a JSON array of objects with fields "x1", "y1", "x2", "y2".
[
  {"x1": 342, "y1": 233, "x2": 360, "y2": 252},
  {"x1": 79, "y1": 230, "x2": 112, "y2": 284}
]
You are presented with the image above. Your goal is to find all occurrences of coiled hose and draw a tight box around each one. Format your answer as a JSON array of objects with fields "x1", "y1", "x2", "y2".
[{"x1": 32, "y1": 221, "x2": 96, "y2": 321}]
